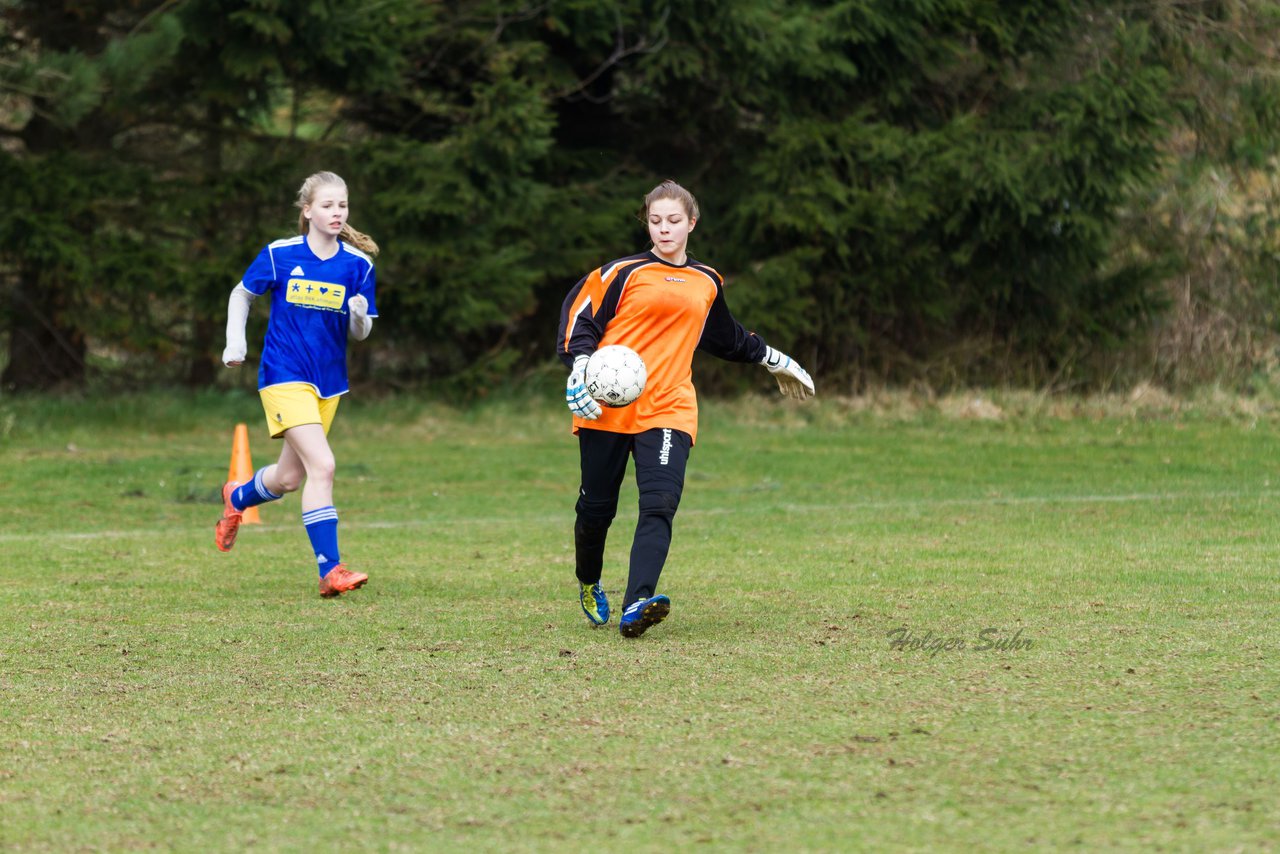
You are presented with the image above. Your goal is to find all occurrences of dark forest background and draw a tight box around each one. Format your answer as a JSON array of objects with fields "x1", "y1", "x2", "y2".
[{"x1": 4, "y1": 0, "x2": 1280, "y2": 397}]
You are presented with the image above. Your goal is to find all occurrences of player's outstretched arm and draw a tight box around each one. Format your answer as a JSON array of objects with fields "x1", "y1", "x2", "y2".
[
  {"x1": 566, "y1": 354, "x2": 602, "y2": 420},
  {"x1": 223, "y1": 283, "x2": 257, "y2": 367},
  {"x1": 348, "y1": 294, "x2": 373, "y2": 341},
  {"x1": 760, "y1": 345, "x2": 815, "y2": 400}
]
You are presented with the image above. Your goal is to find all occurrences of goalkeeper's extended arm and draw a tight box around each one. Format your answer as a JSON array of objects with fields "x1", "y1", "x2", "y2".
[
  {"x1": 223, "y1": 284, "x2": 257, "y2": 366},
  {"x1": 760, "y1": 345, "x2": 816, "y2": 400},
  {"x1": 348, "y1": 294, "x2": 373, "y2": 341},
  {"x1": 566, "y1": 354, "x2": 602, "y2": 420}
]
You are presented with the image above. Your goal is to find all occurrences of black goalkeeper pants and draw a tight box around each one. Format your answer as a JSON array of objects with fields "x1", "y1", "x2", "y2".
[{"x1": 574, "y1": 426, "x2": 692, "y2": 608}]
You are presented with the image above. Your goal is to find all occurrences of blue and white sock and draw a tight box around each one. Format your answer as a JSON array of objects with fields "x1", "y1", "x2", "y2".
[
  {"x1": 303, "y1": 505, "x2": 341, "y2": 577},
  {"x1": 231, "y1": 467, "x2": 283, "y2": 511}
]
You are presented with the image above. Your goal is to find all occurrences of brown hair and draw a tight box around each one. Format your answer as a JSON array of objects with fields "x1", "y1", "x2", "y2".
[
  {"x1": 295, "y1": 171, "x2": 380, "y2": 257},
  {"x1": 642, "y1": 179, "x2": 699, "y2": 222}
]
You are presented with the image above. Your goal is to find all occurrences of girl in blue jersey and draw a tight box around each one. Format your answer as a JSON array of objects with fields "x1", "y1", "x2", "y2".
[{"x1": 216, "y1": 171, "x2": 379, "y2": 598}]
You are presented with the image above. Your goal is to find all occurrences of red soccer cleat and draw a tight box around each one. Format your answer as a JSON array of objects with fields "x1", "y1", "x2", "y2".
[
  {"x1": 215, "y1": 481, "x2": 243, "y2": 552},
  {"x1": 318, "y1": 564, "x2": 368, "y2": 598}
]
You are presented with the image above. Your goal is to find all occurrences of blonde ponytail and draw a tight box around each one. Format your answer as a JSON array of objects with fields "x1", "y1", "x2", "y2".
[{"x1": 339, "y1": 223, "x2": 380, "y2": 257}]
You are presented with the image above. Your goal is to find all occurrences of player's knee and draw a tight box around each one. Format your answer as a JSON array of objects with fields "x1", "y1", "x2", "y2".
[
  {"x1": 576, "y1": 496, "x2": 618, "y2": 527},
  {"x1": 638, "y1": 490, "x2": 681, "y2": 519},
  {"x1": 308, "y1": 455, "x2": 336, "y2": 486},
  {"x1": 274, "y1": 467, "x2": 304, "y2": 493}
]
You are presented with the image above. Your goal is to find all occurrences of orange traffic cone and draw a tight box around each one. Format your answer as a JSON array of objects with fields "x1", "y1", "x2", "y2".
[{"x1": 227, "y1": 423, "x2": 262, "y2": 524}]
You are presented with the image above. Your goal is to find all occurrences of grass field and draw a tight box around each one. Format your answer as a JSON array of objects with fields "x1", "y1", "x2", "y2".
[{"x1": 1, "y1": 389, "x2": 1277, "y2": 850}]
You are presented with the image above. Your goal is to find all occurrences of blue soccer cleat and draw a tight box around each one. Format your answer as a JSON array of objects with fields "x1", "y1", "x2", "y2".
[
  {"x1": 580, "y1": 582, "x2": 610, "y2": 625},
  {"x1": 618, "y1": 594, "x2": 670, "y2": 638}
]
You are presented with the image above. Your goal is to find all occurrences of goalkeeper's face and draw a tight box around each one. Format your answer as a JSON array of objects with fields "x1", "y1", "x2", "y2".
[{"x1": 647, "y1": 197, "x2": 696, "y2": 264}]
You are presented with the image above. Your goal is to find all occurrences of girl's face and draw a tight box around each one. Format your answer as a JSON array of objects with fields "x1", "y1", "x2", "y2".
[
  {"x1": 647, "y1": 197, "x2": 696, "y2": 264},
  {"x1": 303, "y1": 184, "x2": 349, "y2": 238}
]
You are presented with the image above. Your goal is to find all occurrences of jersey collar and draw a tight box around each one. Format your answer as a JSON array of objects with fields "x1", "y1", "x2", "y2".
[{"x1": 646, "y1": 249, "x2": 694, "y2": 268}]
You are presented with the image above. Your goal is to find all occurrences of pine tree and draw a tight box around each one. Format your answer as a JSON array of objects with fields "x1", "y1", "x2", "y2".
[{"x1": 0, "y1": 1, "x2": 182, "y2": 390}]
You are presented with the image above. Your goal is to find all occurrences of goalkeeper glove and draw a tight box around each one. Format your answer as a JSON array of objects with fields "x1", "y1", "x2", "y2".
[
  {"x1": 566, "y1": 355, "x2": 602, "y2": 420},
  {"x1": 760, "y1": 345, "x2": 815, "y2": 400}
]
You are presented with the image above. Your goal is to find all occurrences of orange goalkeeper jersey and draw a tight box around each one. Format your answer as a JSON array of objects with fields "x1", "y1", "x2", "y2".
[{"x1": 557, "y1": 250, "x2": 767, "y2": 444}]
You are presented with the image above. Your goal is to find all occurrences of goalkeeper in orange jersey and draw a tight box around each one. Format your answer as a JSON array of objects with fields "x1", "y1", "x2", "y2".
[{"x1": 557, "y1": 179, "x2": 815, "y2": 637}]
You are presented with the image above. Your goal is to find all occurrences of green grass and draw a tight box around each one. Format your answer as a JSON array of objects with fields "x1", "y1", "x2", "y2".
[{"x1": 1, "y1": 390, "x2": 1277, "y2": 850}]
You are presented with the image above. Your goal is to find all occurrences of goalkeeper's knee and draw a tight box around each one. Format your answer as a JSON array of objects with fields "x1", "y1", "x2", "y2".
[
  {"x1": 576, "y1": 494, "x2": 618, "y2": 526},
  {"x1": 638, "y1": 490, "x2": 681, "y2": 521}
]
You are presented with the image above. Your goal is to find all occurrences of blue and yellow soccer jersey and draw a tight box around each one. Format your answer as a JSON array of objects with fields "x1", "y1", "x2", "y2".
[{"x1": 240, "y1": 235, "x2": 377, "y2": 398}]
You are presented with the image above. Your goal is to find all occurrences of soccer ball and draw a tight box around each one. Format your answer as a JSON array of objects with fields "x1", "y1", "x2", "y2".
[{"x1": 585, "y1": 345, "x2": 647, "y2": 407}]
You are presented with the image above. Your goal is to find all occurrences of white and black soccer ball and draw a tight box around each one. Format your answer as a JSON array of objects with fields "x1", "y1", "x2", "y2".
[{"x1": 585, "y1": 345, "x2": 647, "y2": 407}]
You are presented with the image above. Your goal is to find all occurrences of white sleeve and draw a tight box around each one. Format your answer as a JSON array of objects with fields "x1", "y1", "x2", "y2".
[
  {"x1": 222, "y1": 283, "x2": 257, "y2": 365},
  {"x1": 348, "y1": 294, "x2": 373, "y2": 341},
  {"x1": 349, "y1": 313, "x2": 373, "y2": 341}
]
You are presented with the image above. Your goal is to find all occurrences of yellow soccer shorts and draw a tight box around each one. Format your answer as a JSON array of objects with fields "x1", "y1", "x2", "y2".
[{"x1": 259, "y1": 383, "x2": 341, "y2": 438}]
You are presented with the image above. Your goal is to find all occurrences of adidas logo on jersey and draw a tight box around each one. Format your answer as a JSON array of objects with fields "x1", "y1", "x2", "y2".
[{"x1": 291, "y1": 265, "x2": 305, "y2": 276}]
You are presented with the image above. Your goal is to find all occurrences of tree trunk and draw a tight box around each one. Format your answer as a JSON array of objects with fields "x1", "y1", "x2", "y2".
[
  {"x1": 186, "y1": 313, "x2": 217, "y2": 386},
  {"x1": 1, "y1": 268, "x2": 86, "y2": 391},
  {"x1": 185, "y1": 104, "x2": 225, "y2": 388}
]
